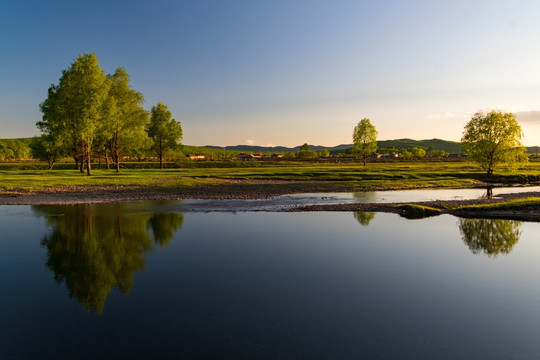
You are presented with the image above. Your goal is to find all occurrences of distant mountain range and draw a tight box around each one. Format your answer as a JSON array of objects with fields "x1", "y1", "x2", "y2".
[{"x1": 206, "y1": 138, "x2": 464, "y2": 154}]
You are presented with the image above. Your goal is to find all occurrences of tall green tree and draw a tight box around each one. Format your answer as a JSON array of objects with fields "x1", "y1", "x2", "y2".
[
  {"x1": 353, "y1": 118, "x2": 378, "y2": 166},
  {"x1": 461, "y1": 110, "x2": 528, "y2": 176},
  {"x1": 147, "y1": 102, "x2": 182, "y2": 168},
  {"x1": 38, "y1": 53, "x2": 109, "y2": 175},
  {"x1": 105, "y1": 67, "x2": 150, "y2": 172}
]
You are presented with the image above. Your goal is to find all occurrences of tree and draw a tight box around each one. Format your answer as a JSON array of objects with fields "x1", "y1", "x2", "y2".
[
  {"x1": 411, "y1": 147, "x2": 426, "y2": 159},
  {"x1": 29, "y1": 134, "x2": 65, "y2": 170},
  {"x1": 353, "y1": 118, "x2": 378, "y2": 166},
  {"x1": 38, "y1": 53, "x2": 109, "y2": 175},
  {"x1": 461, "y1": 110, "x2": 528, "y2": 176},
  {"x1": 105, "y1": 67, "x2": 150, "y2": 172},
  {"x1": 297, "y1": 143, "x2": 316, "y2": 159},
  {"x1": 319, "y1": 149, "x2": 330, "y2": 158},
  {"x1": 147, "y1": 102, "x2": 183, "y2": 169}
]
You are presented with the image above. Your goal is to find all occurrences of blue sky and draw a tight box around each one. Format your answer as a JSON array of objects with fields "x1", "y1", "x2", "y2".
[{"x1": 2, "y1": 0, "x2": 540, "y2": 146}]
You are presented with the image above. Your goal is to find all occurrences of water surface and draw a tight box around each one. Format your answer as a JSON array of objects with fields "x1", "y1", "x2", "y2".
[{"x1": 1, "y1": 202, "x2": 539, "y2": 359}]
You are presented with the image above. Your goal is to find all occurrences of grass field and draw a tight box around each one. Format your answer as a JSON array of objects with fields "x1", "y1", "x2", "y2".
[{"x1": 2, "y1": 160, "x2": 540, "y2": 193}]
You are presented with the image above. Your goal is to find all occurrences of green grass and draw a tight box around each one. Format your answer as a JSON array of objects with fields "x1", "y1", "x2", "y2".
[
  {"x1": 457, "y1": 198, "x2": 540, "y2": 211},
  {"x1": 1, "y1": 160, "x2": 540, "y2": 193},
  {"x1": 397, "y1": 204, "x2": 442, "y2": 218}
]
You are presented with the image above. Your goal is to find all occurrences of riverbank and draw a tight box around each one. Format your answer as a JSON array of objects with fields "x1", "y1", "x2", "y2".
[
  {"x1": 1, "y1": 182, "x2": 539, "y2": 221},
  {"x1": 295, "y1": 191, "x2": 540, "y2": 222}
]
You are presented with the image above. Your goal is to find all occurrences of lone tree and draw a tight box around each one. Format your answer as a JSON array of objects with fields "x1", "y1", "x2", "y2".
[
  {"x1": 353, "y1": 118, "x2": 378, "y2": 165},
  {"x1": 147, "y1": 102, "x2": 182, "y2": 168},
  {"x1": 461, "y1": 110, "x2": 528, "y2": 176}
]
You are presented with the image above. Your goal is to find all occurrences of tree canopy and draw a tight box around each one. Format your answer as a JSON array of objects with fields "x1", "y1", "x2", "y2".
[
  {"x1": 147, "y1": 102, "x2": 183, "y2": 169},
  {"x1": 461, "y1": 110, "x2": 528, "y2": 176},
  {"x1": 105, "y1": 67, "x2": 149, "y2": 172},
  {"x1": 38, "y1": 53, "x2": 110, "y2": 175},
  {"x1": 353, "y1": 118, "x2": 378, "y2": 166}
]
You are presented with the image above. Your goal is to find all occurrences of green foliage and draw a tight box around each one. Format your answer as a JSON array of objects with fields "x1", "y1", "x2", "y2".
[
  {"x1": 147, "y1": 102, "x2": 183, "y2": 168},
  {"x1": 39, "y1": 53, "x2": 110, "y2": 175},
  {"x1": 105, "y1": 67, "x2": 150, "y2": 171},
  {"x1": 353, "y1": 211, "x2": 375, "y2": 226},
  {"x1": 29, "y1": 134, "x2": 65, "y2": 169},
  {"x1": 462, "y1": 110, "x2": 528, "y2": 176},
  {"x1": 353, "y1": 118, "x2": 378, "y2": 165},
  {"x1": 457, "y1": 197, "x2": 540, "y2": 211},
  {"x1": 297, "y1": 143, "x2": 317, "y2": 158},
  {"x1": 319, "y1": 149, "x2": 330, "y2": 158},
  {"x1": 398, "y1": 204, "x2": 441, "y2": 219},
  {"x1": 459, "y1": 218, "x2": 521, "y2": 257},
  {"x1": 0, "y1": 138, "x2": 31, "y2": 160},
  {"x1": 377, "y1": 139, "x2": 462, "y2": 154},
  {"x1": 411, "y1": 147, "x2": 426, "y2": 158}
]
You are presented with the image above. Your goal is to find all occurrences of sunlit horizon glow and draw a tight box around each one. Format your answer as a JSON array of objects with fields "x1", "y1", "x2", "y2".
[{"x1": 2, "y1": 1, "x2": 540, "y2": 147}]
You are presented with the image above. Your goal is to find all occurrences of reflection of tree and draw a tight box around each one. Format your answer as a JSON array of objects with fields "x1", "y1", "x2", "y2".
[
  {"x1": 353, "y1": 191, "x2": 377, "y2": 203},
  {"x1": 33, "y1": 203, "x2": 183, "y2": 313},
  {"x1": 353, "y1": 211, "x2": 376, "y2": 226},
  {"x1": 458, "y1": 218, "x2": 521, "y2": 257},
  {"x1": 148, "y1": 213, "x2": 184, "y2": 247}
]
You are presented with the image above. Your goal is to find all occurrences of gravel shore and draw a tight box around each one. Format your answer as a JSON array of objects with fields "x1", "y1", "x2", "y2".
[{"x1": 1, "y1": 185, "x2": 539, "y2": 221}]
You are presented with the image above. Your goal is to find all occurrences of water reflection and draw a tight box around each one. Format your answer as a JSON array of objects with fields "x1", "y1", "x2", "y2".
[
  {"x1": 483, "y1": 187, "x2": 494, "y2": 200},
  {"x1": 458, "y1": 218, "x2": 522, "y2": 257},
  {"x1": 32, "y1": 203, "x2": 183, "y2": 313},
  {"x1": 353, "y1": 211, "x2": 376, "y2": 226}
]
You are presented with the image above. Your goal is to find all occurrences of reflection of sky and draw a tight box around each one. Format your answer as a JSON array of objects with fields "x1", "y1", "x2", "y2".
[{"x1": 2, "y1": 210, "x2": 540, "y2": 358}]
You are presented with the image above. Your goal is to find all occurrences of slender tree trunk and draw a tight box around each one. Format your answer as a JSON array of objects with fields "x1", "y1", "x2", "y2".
[
  {"x1": 105, "y1": 148, "x2": 110, "y2": 169},
  {"x1": 86, "y1": 149, "x2": 92, "y2": 176},
  {"x1": 159, "y1": 153, "x2": 163, "y2": 169},
  {"x1": 115, "y1": 149, "x2": 120, "y2": 172}
]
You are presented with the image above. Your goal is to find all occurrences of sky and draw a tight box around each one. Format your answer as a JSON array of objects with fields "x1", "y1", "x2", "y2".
[{"x1": 2, "y1": 0, "x2": 540, "y2": 147}]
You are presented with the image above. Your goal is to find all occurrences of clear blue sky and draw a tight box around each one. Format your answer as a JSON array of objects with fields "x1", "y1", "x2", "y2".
[{"x1": 2, "y1": 0, "x2": 540, "y2": 146}]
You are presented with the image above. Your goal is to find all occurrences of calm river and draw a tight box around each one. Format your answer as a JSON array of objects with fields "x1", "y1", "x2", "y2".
[{"x1": 1, "y1": 201, "x2": 540, "y2": 359}]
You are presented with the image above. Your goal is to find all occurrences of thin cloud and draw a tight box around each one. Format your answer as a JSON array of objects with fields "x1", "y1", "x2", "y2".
[
  {"x1": 425, "y1": 112, "x2": 454, "y2": 120},
  {"x1": 516, "y1": 111, "x2": 540, "y2": 124},
  {"x1": 246, "y1": 139, "x2": 255, "y2": 145}
]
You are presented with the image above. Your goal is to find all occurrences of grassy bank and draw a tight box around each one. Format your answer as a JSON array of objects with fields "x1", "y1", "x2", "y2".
[{"x1": 1, "y1": 161, "x2": 540, "y2": 194}]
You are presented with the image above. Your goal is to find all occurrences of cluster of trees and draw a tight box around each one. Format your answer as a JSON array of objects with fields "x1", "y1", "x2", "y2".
[
  {"x1": 353, "y1": 110, "x2": 528, "y2": 176},
  {"x1": 35, "y1": 53, "x2": 182, "y2": 173},
  {"x1": 0, "y1": 138, "x2": 31, "y2": 160},
  {"x1": 295, "y1": 143, "x2": 330, "y2": 159}
]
